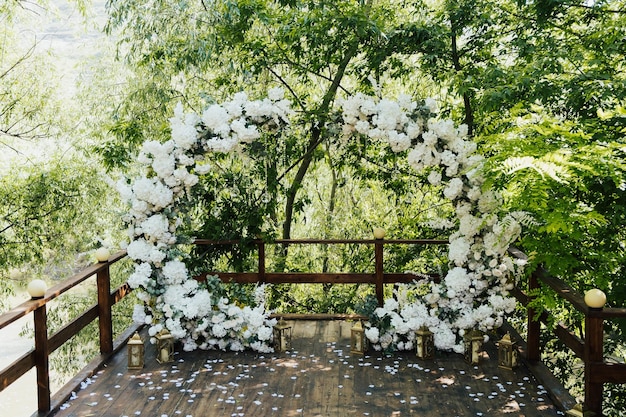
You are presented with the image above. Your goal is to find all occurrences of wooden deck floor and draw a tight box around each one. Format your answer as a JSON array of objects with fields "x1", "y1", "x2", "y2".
[{"x1": 51, "y1": 321, "x2": 565, "y2": 417}]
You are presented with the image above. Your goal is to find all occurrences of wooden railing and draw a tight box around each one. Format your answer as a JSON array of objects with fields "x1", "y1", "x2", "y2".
[
  {"x1": 194, "y1": 238, "x2": 447, "y2": 306},
  {"x1": 2, "y1": 240, "x2": 624, "y2": 416},
  {"x1": 0, "y1": 238, "x2": 444, "y2": 415},
  {"x1": 508, "y1": 248, "x2": 626, "y2": 416},
  {"x1": 0, "y1": 251, "x2": 138, "y2": 416}
]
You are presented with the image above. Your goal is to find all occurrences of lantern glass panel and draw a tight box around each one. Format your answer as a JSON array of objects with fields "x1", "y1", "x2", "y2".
[{"x1": 156, "y1": 330, "x2": 174, "y2": 364}]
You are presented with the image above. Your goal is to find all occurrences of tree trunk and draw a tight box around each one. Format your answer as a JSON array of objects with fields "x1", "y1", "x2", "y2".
[{"x1": 450, "y1": 22, "x2": 474, "y2": 136}]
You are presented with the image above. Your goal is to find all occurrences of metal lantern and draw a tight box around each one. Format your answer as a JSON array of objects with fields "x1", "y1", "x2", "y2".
[
  {"x1": 497, "y1": 332, "x2": 519, "y2": 370},
  {"x1": 463, "y1": 329, "x2": 483, "y2": 365},
  {"x1": 273, "y1": 317, "x2": 292, "y2": 352},
  {"x1": 350, "y1": 320, "x2": 367, "y2": 354},
  {"x1": 416, "y1": 326, "x2": 434, "y2": 359},
  {"x1": 565, "y1": 403, "x2": 596, "y2": 417},
  {"x1": 127, "y1": 332, "x2": 145, "y2": 370},
  {"x1": 156, "y1": 329, "x2": 174, "y2": 364}
]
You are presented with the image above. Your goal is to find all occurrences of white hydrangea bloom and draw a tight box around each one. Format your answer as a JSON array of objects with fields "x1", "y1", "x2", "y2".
[
  {"x1": 445, "y1": 267, "x2": 472, "y2": 293},
  {"x1": 443, "y1": 177, "x2": 464, "y2": 200}
]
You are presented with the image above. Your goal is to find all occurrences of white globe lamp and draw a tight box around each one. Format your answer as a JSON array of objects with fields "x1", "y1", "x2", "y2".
[
  {"x1": 27, "y1": 279, "x2": 48, "y2": 299},
  {"x1": 584, "y1": 289, "x2": 607, "y2": 309},
  {"x1": 95, "y1": 247, "x2": 111, "y2": 263},
  {"x1": 373, "y1": 227, "x2": 386, "y2": 240}
]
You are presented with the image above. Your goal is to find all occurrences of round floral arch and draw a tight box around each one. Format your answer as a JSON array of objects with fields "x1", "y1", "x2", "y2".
[{"x1": 118, "y1": 88, "x2": 528, "y2": 353}]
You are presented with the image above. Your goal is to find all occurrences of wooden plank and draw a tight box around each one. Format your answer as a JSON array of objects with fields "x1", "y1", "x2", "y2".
[
  {"x1": 0, "y1": 299, "x2": 48, "y2": 331},
  {"x1": 592, "y1": 306, "x2": 626, "y2": 319},
  {"x1": 111, "y1": 282, "x2": 133, "y2": 304},
  {"x1": 584, "y1": 315, "x2": 604, "y2": 415},
  {"x1": 375, "y1": 241, "x2": 384, "y2": 306},
  {"x1": 48, "y1": 305, "x2": 99, "y2": 353},
  {"x1": 34, "y1": 305, "x2": 50, "y2": 412},
  {"x1": 0, "y1": 351, "x2": 35, "y2": 392},
  {"x1": 266, "y1": 272, "x2": 376, "y2": 284},
  {"x1": 589, "y1": 363, "x2": 626, "y2": 384},
  {"x1": 553, "y1": 322, "x2": 584, "y2": 359},
  {"x1": 202, "y1": 271, "x2": 434, "y2": 285},
  {"x1": 45, "y1": 322, "x2": 143, "y2": 417},
  {"x1": 52, "y1": 321, "x2": 565, "y2": 417},
  {"x1": 97, "y1": 266, "x2": 114, "y2": 354},
  {"x1": 538, "y1": 273, "x2": 588, "y2": 313}
]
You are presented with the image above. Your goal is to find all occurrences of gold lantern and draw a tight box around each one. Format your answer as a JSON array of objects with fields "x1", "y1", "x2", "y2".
[
  {"x1": 350, "y1": 320, "x2": 367, "y2": 354},
  {"x1": 497, "y1": 332, "x2": 518, "y2": 370},
  {"x1": 127, "y1": 332, "x2": 145, "y2": 370},
  {"x1": 565, "y1": 403, "x2": 597, "y2": 417},
  {"x1": 416, "y1": 326, "x2": 434, "y2": 359},
  {"x1": 463, "y1": 329, "x2": 483, "y2": 365},
  {"x1": 156, "y1": 329, "x2": 174, "y2": 364},
  {"x1": 273, "y1": 317, "x2": 292, "y2": 352}
]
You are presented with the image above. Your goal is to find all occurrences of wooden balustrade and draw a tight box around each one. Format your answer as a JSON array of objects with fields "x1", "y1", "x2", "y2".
[
  {"x1": 0, "y1": 251, "x2": 137, "y2": 415},
  {"x1": 194, "y1": 238, "x2": 447, "y2": 306},
  {"x1": 508, "y1": 247, "x2": 626, "y2": 416},
  {"x1": 1, "y1": 240, "x2": 624, "y2": 416}
]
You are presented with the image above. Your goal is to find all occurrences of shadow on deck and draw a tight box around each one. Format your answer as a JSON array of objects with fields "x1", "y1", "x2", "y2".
[{"x1": 51, "y1": 321, "x2": 565, "y2": 417}]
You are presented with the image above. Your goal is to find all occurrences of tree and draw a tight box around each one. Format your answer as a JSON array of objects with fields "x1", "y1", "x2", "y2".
[
  {"x1": 104, "y1": 0, "x2": 442, "y2": 242},
  {"x1": 0, "y1": 0, "x2": 120, "y2": 295}
]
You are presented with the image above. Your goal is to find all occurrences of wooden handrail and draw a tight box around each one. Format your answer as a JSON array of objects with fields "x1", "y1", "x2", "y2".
[
  {"x1": 195, "y1": 238, "x2": 445, "y2": 306},
  {"x1": 0, "y1": 251, "x2": 132, "y2": 415},
  {"x1": 508, "y1": 248, "x2": 626, "y2": 416}
]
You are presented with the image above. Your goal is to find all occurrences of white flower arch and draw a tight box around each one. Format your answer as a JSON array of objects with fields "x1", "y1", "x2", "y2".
[{"x1": 119, "y1": 89, "x2": 526, "y2": 354}]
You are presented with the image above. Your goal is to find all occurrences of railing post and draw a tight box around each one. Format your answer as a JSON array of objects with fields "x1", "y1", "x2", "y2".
[
  {"x1": 33, "y1": 304, "x2": 50, "y2": 413},
  {"x1": 97, "y1": 263, "x2": 114, "y2": 354},
  {"x1": 584, "y1": 310, "x2": 604, "y2": 416},
  {"x1": 258, "y1": 240, "x2": 266, "y2": 283},
  {"x1": 374, "y1": 239, "x2": 384, "y2": 307},
  {"x1": 526, "y1": 270, "x2": 541, "y2": 361}
]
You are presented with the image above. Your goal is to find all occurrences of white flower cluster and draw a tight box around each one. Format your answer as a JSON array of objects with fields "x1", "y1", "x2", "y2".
[
  {"x1": 180, "y1": 287, "x2": 277, "y2": 353},
  {"x1": 341, "y1": 94, "x2": 527, "y2": 352},
  {"x1": 119, "y1": 89, "x2": 291, "y2": 352}
]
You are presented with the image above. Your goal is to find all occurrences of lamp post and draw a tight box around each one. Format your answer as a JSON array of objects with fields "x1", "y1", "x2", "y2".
[
  {"x1": 127, "y1": 332, "x2": 145, "y2": 370},
  {"x1": 273, "y1": 317, "x2": 292, "y2": 352},
  {"x1": 416, "y1": 326, "x2": 434, "y2": 359},
  {"x1": 350, "y1": 321, "x2": 367, "y2": 355}
]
